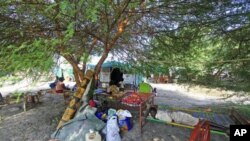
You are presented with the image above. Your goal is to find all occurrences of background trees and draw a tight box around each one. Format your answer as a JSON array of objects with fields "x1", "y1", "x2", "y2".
[{"x1": 139, "y1": 0, "x2": 250, "y2": 90}]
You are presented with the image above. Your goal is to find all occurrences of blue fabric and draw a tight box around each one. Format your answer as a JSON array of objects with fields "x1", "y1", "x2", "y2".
[
  {"x1": 119, "y1": 117, "x2": 133, "y2": 131},
  {"x1": 49, "y1": 82, "x2": 56, "y2": 89}
]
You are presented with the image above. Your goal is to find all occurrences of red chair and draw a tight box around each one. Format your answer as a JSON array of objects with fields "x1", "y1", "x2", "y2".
[{"x1": 189, "y1": 120, "x2": 210, "y2": 141}]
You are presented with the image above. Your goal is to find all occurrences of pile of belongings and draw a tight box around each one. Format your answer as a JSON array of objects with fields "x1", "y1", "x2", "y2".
[
  {"x1": 51, "y1": 100, "x2": 133, "y2": 141},
  {"x1": 51, "y1": 104, "x2": 105, "y2": 141}
]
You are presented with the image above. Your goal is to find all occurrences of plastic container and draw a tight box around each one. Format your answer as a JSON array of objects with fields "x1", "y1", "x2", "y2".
[
  {"x1": 108, "y1": 108, "x2": 117, "y2": 118},
  {"x1": 119, "y1": 117, "x2": 133, "y2": 132},
  {"x1": 85, "y1": 129, "x2": 102, "y2": 141}
]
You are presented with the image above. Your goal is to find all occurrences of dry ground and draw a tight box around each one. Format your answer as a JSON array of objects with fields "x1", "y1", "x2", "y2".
[
  {"x1": 0, "y1": 83, "x2": 240, "y2": 141},
  {"x1": 0, "y1": 94, "x2": 66, "y2": 141}
]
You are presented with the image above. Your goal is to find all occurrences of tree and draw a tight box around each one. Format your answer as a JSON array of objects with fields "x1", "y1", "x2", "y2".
[
  {"x1": 141, "y1": 0, "x2": 250, "y2": 84},
  {"x1": 0, "y1": 0, "x2": 149, "y2": 85},
  {"x1": 0, "y1": 0, "x2": 196, "y2": 80},
  {"x1": 1, "y1": 0, "x2": 249, "y2": 84},
  {"x1": 2, "y1": 0, "x2": 250, "y2": 127},
  {"x1": 0, "y1": 0, "x2": 156, "y2": 127}
]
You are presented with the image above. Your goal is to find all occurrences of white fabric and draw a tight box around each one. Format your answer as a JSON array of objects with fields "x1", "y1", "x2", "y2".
[
  {"x1": 64, "y1": 81, "x2": 76, "y2": 89},
  {"x1": 170, "y1": 111, "x2": 199, "y2": 126},
  {"x1": 155, "y1": 110, "x2": 172, "y2": 123},
  {"x1": 155, "y1": 110, "x2": 199, "y2": 126},
  {"x1": 116, "y1": 110, "x2": 132, "y2": 120},
  {"x1": 106, "y1": 116, "x2": 121, "y2": 141}
]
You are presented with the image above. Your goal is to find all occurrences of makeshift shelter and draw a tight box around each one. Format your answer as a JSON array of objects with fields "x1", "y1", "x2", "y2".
[{"x1": 87, "y1": 61, "x2": 144, "y2": 88}]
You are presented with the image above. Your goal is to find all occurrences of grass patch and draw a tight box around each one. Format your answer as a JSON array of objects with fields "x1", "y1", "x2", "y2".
[
  {"x1": 159, "y1": 104, "x2": 250, "y2": 119},
  {"x1": 208, "y1": 104, "x2": 250, "y2": 119},
  {"x1": 178, "y1": 78, "x2": 250, "y2": 93},
  {"x1": 11, "y1": 92, "x2": 25, "y2": 103},
  {"x1": 0, "y1": 75, "x2": 22, "y2": 86},
  {"x1": 233, "y1": 105, "x2": 250, "y2": 119}
]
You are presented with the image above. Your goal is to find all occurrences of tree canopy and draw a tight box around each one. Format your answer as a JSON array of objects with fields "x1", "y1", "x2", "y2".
[{"x1": 1, "y1": 0, "x2": 250, "y2": 87}]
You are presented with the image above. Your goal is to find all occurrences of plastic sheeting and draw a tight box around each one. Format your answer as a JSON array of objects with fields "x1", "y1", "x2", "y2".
[
  {"x1": 106, "y1": 116, "x2": 121, "y2": 141},
  {"x1": 51, "y1": 105, "x2": 105, "y2": 141}
]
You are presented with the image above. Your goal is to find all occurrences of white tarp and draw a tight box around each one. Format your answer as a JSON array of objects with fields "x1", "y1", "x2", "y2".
[
  {"x1": 123, "y1": 74, "x2": 134, "y2": 84},
  {"x1": 100, "y1": 72, "x2": 110, "y2": 83}
]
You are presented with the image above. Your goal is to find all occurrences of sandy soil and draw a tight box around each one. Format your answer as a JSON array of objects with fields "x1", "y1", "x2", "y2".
[
  {"x1": 152, "y1": 84, "x2": 223, "y2": 108},
  {"x1": 0, "y1": 78, "x2": 52, "y2": 97},
  {"x1": 0, "y1": 94, "x2": 66, "y2": 141},
  {"x1": 0, "y1": 83, "x2": 240, "y2": 141},
  {"x1": 152, "y1": 83, "x2": 250, "y2": 107},
  {"x1": 122, "y1": 119, "x2": 228, "y2": 141}
]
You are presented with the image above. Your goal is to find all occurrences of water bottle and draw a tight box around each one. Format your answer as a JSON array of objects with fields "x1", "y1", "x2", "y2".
[{"x1": 85, "y1": 129, "x2": 102, "y2": 141}]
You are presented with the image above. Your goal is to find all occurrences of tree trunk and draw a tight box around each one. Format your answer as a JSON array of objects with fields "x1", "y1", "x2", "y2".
[
  {"x1": 63, "y1": 55, "x2": 85, "y2": 86},
  {"x1": 95, "y1": 49, "x2": 109, "y2": 74},
  {"x1": 57, "y1": 70, "x2": 95, "y2": 129},
  {"x1": 73, "y1": 68, "x2": 81, "y2": 86},
  {"x1": 57, "y1": 14, "x2": 129, "y2": 129}
]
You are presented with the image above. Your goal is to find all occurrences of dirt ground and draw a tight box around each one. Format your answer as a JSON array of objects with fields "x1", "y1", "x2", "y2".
[
  {"x1": 0, "y1": 94, "x2": 66, "y2": 141},
  {"x1": 152, "y1": 83, "x2": 250, "y2": 107},
  {"x1": 0, "y1": 83, "x2": 242, "y2": 141},
  {"x1": 122, "y1": 119, "x2": 228, "y2": 141}
]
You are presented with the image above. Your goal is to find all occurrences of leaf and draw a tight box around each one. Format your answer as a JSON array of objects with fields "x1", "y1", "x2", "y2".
[
  {"x1": 128, "y1": 2, "x2": 137, "y2": 9},
  {"x1": 60, "y1": 1, "x2": 68, "y2": 11},
  {"x1": 65, "y1": 22, "x2": 75, "y2": 39},
  {"x1": 45, "y1": 3, "x2": 57, "y2": 13},
  {"x1": 86, "y1": 8, "x2": 98, "y2": 22}
]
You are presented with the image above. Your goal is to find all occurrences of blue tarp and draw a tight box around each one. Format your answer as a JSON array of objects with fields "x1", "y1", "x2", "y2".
[{"x1": 87, "y1": 61, "x2": 124, "y2": 68}]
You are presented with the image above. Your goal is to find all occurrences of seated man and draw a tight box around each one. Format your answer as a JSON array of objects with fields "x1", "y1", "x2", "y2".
[
  {"x1": 55, "y1": 78, "x2": 71, "y2": 104},
  {"x1": 55, "y1": 77, "x2": 68, "y2": 93}
]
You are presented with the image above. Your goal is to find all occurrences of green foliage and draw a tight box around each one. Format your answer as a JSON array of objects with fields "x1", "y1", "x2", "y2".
[
  {"x1": 1, "y1": 0, "x2": 250, "y2": 89},
  {"x1": 1, "y1": 39, "x2": 54, "y2": 75},
  {"x1": 234, "y1": 105, "x2": 250, "y2": 119},
  {"x1": 0, "y1": 0, "x2": 147, "y2": 77},
  {"x1": 65, "y1": 22, "x2": 75, "y2": 40},
  {"x1": 12, "y1": 92, "x2": 24, "y2": 103},
  {"x1": 0, "y1": 75, "x2": 22, "y2": 87},
  {"x1": 207, "y1": 104, "x2": 250, "y2": 119},
  {"x1": 86, "y1": 6, "x2": 98, "y2": 22},
  {"x1": 145, "y1": 23, "x2": 250, "y2": 91}
]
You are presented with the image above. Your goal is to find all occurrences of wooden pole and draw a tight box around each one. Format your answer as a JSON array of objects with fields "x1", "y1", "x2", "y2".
[{"x1": 56, "y1": 70, "x2": 95, "y2": 129}]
